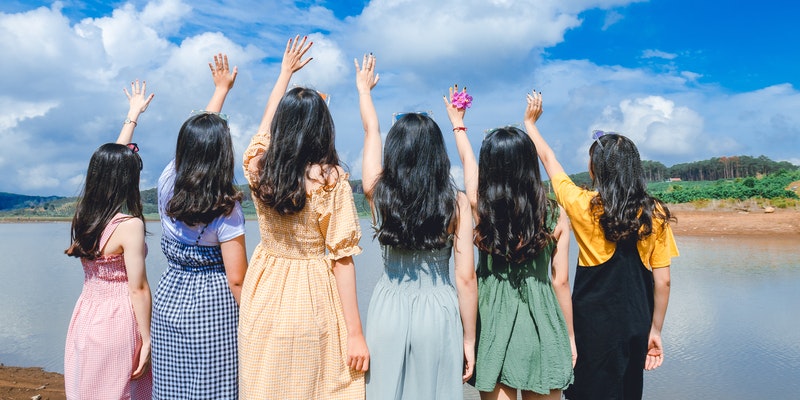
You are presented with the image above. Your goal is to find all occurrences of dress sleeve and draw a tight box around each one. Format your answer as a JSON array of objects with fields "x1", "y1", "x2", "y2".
[
  {"x1": 314, "y1": 174, "x2": 363, "y2": 261},
  {"x1": 650, "y1": 205, "x2": 680, "y2": 268},
  {"x1": 214, "y1": 201, "x2": 246, "y2": 243},
  {"x1": 243, "y1": 130, "x2": 271, "y2": 186},
  {"x1": 551, "y1": 172, "x2": 592, "y2": 213}
]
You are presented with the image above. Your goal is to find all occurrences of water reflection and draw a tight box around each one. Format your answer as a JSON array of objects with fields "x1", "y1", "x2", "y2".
[{"x1": 1, "y1": 223, "x2": 799, "y2": 399}]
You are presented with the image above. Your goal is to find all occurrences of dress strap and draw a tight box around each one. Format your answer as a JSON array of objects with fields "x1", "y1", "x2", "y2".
[{"x1": 98, "y1": 213, "x2": 130, "y2": 252}]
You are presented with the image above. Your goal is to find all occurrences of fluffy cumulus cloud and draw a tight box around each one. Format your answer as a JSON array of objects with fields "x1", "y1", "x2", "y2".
[
  {"x1": 0, "y1": 0, "x2": 798, "y2": 195},
  {"x1": 349, "y1": 0, "x2": 632, "y2": 75},
  {"x1": 596, "y1": 96, "x2": 704, "y2": 158}
]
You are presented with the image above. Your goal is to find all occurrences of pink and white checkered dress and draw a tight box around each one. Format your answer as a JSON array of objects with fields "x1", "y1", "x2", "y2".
[{"x1": 64, "y1": 214, "x2": 152, "y2": 399}]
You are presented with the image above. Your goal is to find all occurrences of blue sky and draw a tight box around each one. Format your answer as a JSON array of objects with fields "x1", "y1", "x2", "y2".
[{"x1": 1, "y1": 0, "x2": 798, "y2": 196}]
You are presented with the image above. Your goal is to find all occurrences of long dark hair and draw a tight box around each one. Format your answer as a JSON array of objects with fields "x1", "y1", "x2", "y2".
[
  {"x1": 166, "y1": 113, "x2": 242, "y2": 225},
  {"x1": 474, "y1": 127, "x2": 555, "y2": 263},
  {"x1": 253, "y1": 87, "x2": 340, "y2": 215},
  {"x1": 372, "y1": 113, "x2": 456, "y2": 250},
  {"x1": 589, "y1": 133, "x2": 674, "y2": 242},
  {"x1": 66, "y1": 143, "x2": 143, "y2": 259}
]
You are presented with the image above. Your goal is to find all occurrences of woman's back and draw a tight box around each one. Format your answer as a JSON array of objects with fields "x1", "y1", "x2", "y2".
[
  {"x1": 65, "y1": 215, "x2": 152, "y2": 399},
  {"x1": 380, "y1": 245, "x2": 453, "y2": 289}
]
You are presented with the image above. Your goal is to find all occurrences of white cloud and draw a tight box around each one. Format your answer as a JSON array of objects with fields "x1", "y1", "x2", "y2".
[
  {"x1": 642, "y1": 49, "x2": 677, "y2": 60},
  {"x1": 1, "y1": 0, "x2": 798, "y2": 196},
  {"x1": 593, "y1": 96, "x2": 705, "y2": 157},
  {"x1": 681, "y1": 71, "x2": 702, "y2": 82},
  {"x1": 602, "y1": 10, "x2": 624, "y2": 30},
  {"x1": 0, "y1": 98, "x2": 59, "y2": 131},
  {"x1": 350, "y1": 0, "x2": 590, "y2": 67},
  {"x1": 290, "y1": 34, "x2": 349, "y2": 91}
]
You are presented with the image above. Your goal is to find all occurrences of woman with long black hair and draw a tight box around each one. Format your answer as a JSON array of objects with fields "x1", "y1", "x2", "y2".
[
  {"x1": 238, "y1": 36, "x2": 369, "y2": 399},
  {"x1": 447, "y1": 86, "x2": 575, "y2": 400},
  {"x1": 150, "y1": 54, "x2": 247, "y2": 399},
  {"x1": 65, "y1": 80, "x2": 154, "y2": 399},
  {"x1": 356, "y1": 53, "x2": 477, "y2": 399},
  {"x1": 523, "y1": 91, "x2": 677, "y2": 400}
]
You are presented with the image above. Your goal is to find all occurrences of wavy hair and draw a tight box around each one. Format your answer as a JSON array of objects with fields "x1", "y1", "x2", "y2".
[
  {"x1": 166, "y1": 113, "x2": 243, "y2": 225},
  {"x1": 474, "y1": 127, "x2": 555, "y2": 263},
  {"x1": 589, "y1": 133, "x2": 674, "y2": 242},
  {"x1": 253, "y1": 87, "x2": 340, "y2": 215},
  {"x1": 66, "y1": 143, "x2": 143, "y2": 259},
  {"x1": 372, "y1": 113, "x2": 457, "y2": 250}
]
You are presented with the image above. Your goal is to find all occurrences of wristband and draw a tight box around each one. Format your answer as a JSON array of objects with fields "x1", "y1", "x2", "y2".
[{"x1": 452, "y1": 127, "x2": 467, "y2": 133}]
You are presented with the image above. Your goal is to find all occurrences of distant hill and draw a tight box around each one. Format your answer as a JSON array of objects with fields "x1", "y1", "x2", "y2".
[
  {"x1": 0, "y1": 182, "x2": 372, "y2": 219},
  {"x1": 0, "y1": 192, "x2": 64, "y2": 211}
]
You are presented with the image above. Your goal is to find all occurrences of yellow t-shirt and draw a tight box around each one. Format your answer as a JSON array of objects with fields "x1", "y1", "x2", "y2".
[{"x1": 551, "y1": 172, "x2": 678, "y2": 269}]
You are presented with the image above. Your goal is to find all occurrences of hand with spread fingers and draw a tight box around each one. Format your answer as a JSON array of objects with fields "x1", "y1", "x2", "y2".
[
  {"x1": 209, "y1": 53, "x2": 238, "y2": 91},
  {"x1": 354, "y1": 53, "x2": 380, "y2": 94},
  {"x1": 282, "y1": 35, "x2": 314, "y2": 75}
]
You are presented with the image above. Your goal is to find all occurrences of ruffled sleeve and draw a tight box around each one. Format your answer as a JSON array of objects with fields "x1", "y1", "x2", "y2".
[
  {"x1": 314, "y1": 173, "x2": 363, "y2": 261},
  {"x1": 243, "y1": 130, "x2": 271, "y2": 186}
]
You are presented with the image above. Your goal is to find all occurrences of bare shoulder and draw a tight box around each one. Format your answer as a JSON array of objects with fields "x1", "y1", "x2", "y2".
[
  {"x1": 114, "y1": 217, "x2": 145, "y2": 240},
  {"x1": 103, "y1": 216, "x2": 144, "y2": 255}
]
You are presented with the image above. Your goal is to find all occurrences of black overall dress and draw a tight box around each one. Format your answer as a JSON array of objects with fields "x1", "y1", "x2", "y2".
[{"x1": 564, "y1": 238, "x2": 655, "y2": 400}]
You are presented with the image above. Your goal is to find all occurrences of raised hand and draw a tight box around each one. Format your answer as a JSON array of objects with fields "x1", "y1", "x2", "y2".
[
  {"x1": 443, "y1": 84, "x2": 469, "y2": 129},
  {"x1": 123, "y1": 80, "x2": 155, "y2": 115},
  {"x1": 524, "y1": 90, "x2": 543, "y2": 124},
  {"x1": 209, "y1": 53, "x2": 238, "y2": 91},
  {"x1": 118, "y1": 79, "x2": 154, "y2": 144},
  {"x1": 205, "y1": 53, "x2": 237, "y2": 113},
  {"x1": 354, "y1": 53, "x2": 380, "y2": 94},
  {"x1": 282, "y1": 35, "x2": 313, "y2": 75}
]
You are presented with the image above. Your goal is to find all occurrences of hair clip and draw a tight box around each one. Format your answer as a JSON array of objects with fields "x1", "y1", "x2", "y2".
[
  {"x1": 190, "y1": 110, "x2": 229, "y2": 121},
  {"x1": 126, "y1": 143, "x2": 143, "y2": 170},
  {"x1": 392, "y1": 111, "x2": 433, "y2": 125},
  {"x1": 591, "y1": 130, "x2": 618, "y2": 149}
]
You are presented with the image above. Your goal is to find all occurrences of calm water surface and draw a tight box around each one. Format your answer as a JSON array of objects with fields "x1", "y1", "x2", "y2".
[{"x1": 1, "y1": 221, "x2": 798, "y2": 399}]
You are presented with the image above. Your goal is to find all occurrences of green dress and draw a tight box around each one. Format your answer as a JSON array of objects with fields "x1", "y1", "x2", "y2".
[{"x1": 472, "y1": 217, "x2": 574, "y2": 394}]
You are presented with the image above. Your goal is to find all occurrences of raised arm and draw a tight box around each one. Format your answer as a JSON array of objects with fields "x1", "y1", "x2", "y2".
[
  {"x1": 523, "y1": 90, "x2": 565, "y2": 180},
  {"x1": 355, "y1": 53, "x2": 381, "y2": 200},
  {"x1": 256, "y1": 35, "x2": 313, "y2": 136},
  {"x1": 116, "y1": 80, "x2": 154, "y2": 145},
  {"x1": 205, "y1": 53, "x2": 238, "y2": 113},
  {"x1": 444, "y1": 85, "x2": 478, "y2": 217}
]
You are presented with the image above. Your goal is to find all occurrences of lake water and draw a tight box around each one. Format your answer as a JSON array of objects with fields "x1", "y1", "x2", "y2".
[{"x1": 1, "y1": 221, "x2": 799, "y2": 399}]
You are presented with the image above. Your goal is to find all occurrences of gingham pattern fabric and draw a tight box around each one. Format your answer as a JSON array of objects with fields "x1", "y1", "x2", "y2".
[
  {"x1": 240, "y1": 131, "x2": 364, "y2": 399},
  {"x1": 65, "y1": 214, "x2": 152, "y2": 399},
  {"x1": 151, "y1": 235, "x2": 238, "y2": 399}
]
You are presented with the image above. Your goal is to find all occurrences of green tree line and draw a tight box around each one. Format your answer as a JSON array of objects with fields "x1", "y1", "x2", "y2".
[{"x1": 641, "y1": 155, "x2": 797, "y2": 182}]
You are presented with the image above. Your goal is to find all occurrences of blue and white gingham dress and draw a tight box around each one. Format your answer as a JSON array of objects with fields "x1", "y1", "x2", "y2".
[{"x1": 151, "y1": 235, "x2": 238, "y2": 399}]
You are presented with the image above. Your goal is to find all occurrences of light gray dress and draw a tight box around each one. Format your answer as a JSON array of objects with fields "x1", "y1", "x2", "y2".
[{"x1": 365, "y1": 245, "x2": 464, "y2": 400}]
